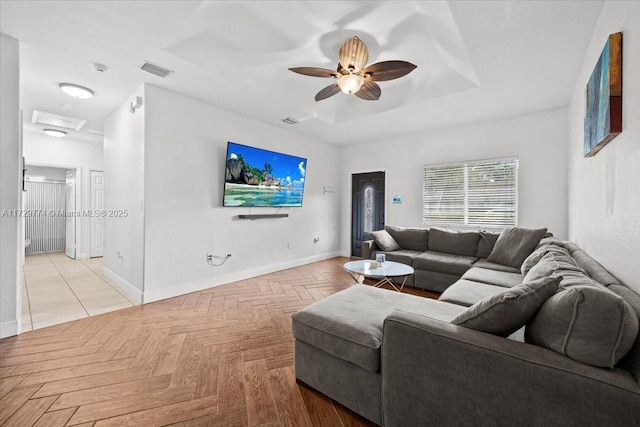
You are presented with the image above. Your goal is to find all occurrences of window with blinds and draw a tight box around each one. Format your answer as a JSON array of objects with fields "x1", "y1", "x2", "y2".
[{"x1": 423, "y1": 157, "x2": 518, "y2": 228}]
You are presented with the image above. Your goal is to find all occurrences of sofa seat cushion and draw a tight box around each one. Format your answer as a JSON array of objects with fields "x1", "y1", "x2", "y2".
[
  {"x1": 461, "y1": 267, "x2": 523, "y2": 288},
  {"x1": 385, "y1": 225, "x2": 429, "y2": 252},
  {"x1": 438, "y1": 279, "x2": 508, "y2": 307},
  {"x1": 292, "y1": 285, "x2": 465, "y2": 373},
  {"x1": 473, "y1": 259, "x2": 521, "y2": 274},
  {"x1": 371, "y1": 249, "x2": 421, "y2": 267},
  {"x1": 413, "y1": 251, "x2": 477, "y2": 276}
]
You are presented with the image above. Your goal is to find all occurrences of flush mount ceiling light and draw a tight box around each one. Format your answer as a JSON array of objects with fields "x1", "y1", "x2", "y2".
[
  {"x1": 289, "y1": 36, "x2": 417, "y2": 101},
  {"x1": 43, "y1": 128, "x2": 67, "y2": 138},
  {"x1": 58, "y1": 83, "x2": 94, "y2": 99}
]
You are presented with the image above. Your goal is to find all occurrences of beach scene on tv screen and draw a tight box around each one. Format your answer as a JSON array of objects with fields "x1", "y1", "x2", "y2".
[{"x1": 224, "y1": 142, "x2": 306, "y2": 207}]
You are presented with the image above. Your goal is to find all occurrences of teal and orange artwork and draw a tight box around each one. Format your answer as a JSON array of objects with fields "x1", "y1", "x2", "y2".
[{"x1": 584, "y1": 32, "x2": 622, "y2": 157}]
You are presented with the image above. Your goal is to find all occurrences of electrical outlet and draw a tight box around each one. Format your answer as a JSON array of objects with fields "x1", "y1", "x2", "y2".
[{"x1": 207, "y1": 254, "x2": 213, "y2": 262}]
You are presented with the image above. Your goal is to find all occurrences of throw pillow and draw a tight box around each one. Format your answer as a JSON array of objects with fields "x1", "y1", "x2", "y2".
[
  {"x1": 520, "y1": 242, "x2": 568, "y2": 275},
  {"x1": 369, "y1": 229, "x2": 401, "y2": 252},
  {"x1": 523, "y1": 251, "x2": 586, "y2": 283},
  {"x1": 476, "y1": 231, "x2": 501, "y2": 258},
  {"x1": 487, "y1": 227, "x2": 548, "y2": 268},
  {"x1": 526, "y1": 285, "x2": 639, "y2": 368},
  {"x1": 451, "y1": 276, "x2": 561, "y2": 337},
  {"x1": 522, "y1": 252, "x2": 558, "y2": 282}
]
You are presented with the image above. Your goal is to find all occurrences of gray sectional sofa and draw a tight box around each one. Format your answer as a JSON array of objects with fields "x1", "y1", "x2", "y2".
[
  {"x1": 362, "y1": 225, "x2": 524, "y2": 291},
  {"x1": 292, "y1": 226, "x2": 640, "y2": 426}
]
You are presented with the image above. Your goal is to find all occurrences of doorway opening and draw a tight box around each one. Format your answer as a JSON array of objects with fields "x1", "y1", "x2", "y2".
[
  {"x1": 351, "y1": 171, "x2": 385, "y2": 257},
  {"x1": 24, "y1": 165, "x2": 77, "y2": 258}
]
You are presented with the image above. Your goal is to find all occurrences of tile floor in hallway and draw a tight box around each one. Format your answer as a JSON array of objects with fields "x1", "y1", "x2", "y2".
[{"x1": 21, "y1": 252, "x2": 137, "y2": 331}]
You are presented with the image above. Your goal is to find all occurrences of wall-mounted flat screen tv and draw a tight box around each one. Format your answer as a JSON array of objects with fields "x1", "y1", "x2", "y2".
[{"x1": 223, "y1": 142, "x2": 307, "y2": 207}]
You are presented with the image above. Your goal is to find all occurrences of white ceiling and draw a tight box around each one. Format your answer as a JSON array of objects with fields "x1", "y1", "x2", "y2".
[{"x1": 0, "y1": 0, "x2": 604, "y2": 145}]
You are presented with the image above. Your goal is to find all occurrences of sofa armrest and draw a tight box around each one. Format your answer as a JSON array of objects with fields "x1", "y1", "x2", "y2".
[
  {"x1": 362, "y1": 240, "x2": 378, "y2": 259},
  {"x1": 382, "y1": 310, "x2": 640, "y2": 427}
]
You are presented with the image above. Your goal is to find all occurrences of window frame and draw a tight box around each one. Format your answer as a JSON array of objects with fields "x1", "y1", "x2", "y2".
[{"x1": 422, "y1": 156, "x2": 519, "y2": 229}]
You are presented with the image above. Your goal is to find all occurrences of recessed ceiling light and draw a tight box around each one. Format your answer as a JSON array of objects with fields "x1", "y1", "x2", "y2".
[
  {"x1": 43, "y1": 129, "x2": 67, "y2": 138},
  {"x1": 59, "y1": 83, "x2": 94, "y2": 99}
]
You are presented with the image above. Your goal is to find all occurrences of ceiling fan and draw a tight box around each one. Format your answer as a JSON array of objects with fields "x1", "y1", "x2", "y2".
[{"x1": 289, "y1": 36, "x2": 417, "y2": 102}]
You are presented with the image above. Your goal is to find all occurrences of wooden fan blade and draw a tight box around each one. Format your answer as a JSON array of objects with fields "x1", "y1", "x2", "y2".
[
  {"x1": 315, "y1": 83, "x2": 341, "y2": 102},
  {"x1": 363, "y1": 60, "x2": 417, "y2": 81},
  {"x1": 289, "y1": 67, "x2": 338, "y2": 78},
  {"x1": 339, "y1": 36, "x2": 369, "y2": 72},
  {"x1": 354, "y1": 81, "x2": 381, "y2": 101}
]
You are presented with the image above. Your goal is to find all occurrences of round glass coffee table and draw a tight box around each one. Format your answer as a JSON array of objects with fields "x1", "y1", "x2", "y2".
[{"x1": 343, "y1": 260, "x2": 414, "y2": 292}]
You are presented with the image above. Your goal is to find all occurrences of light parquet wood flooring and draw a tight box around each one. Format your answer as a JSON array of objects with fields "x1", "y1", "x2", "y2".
[{"x1": 0, "y1": 257, "x2": 438, "y2": 427}]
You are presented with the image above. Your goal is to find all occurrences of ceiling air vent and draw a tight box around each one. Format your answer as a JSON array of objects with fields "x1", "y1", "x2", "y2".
[
  {"x1": 140, "y1": 61, "x2": 173, "y2": 78},
  {"x1": 31, "y1": 110, "x2": 86, "y2": 131},
  {"x1": 282, "y1": 113, "x2": 316, "y2": 125}
]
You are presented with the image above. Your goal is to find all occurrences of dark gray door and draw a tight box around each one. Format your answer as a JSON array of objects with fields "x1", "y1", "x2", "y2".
[{"x1": 351, "y1": 172, "x2": 385, "y2": 257}]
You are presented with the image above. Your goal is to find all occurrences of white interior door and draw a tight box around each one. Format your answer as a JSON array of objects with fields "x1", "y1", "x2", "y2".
[
  {"x1": 90, "y1": 170, "x2": 104, "y2": 257},
  {"x1": 65, "y1": 170, "x2": 76, "y2": 258}
]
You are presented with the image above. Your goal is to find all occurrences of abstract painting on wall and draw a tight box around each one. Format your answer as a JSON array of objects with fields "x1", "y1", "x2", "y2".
[{"x1": 584, "y1": 32, "x2": 622, "y2": 157}]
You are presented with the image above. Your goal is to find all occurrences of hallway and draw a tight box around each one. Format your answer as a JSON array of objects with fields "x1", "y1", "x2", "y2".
[{"x1": 21, "y1": 253, "x2": 137, "y2": 331}]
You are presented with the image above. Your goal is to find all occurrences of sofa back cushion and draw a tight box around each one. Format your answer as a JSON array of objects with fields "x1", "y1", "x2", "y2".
[
  {"x1": 608, "y1": 285, "x2": 640, "y2": 383},
  {"x1": 487, "y1": 227, "x2": 548, "y2": 268},
  {"x1": 369, "y1": 230, "x2": 401, "y2": 252},
  {"x1": 451, "y1": 276, "x2": 560, "y2": 336},
  {"x1": 523, "y1": 251, "x2": 586, "y2": 283},
  {"x1": 565, "y1": 242, "x2": 622, "y2": 287},
  {"x1": 526, "y1": 285, "x2": 639, "y2": 368},
  {"x1": 520, "y1": 239, "x2": 568, "y2": 275},
  {"x1": 385, "y1": 225, "x2": 429, "y2": 252},
  {"x1": 476, "y1": 231, "x2": 501, "y2": 258},
  {"x1": 428, "y1": 228, "x2": 479, "y2": 257}
]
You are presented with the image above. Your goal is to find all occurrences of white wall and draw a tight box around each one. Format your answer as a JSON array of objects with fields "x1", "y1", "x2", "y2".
[
  {"x1": 339, "y1": 108, "x2": 568, "y2": 255},
  {"x1": 102, "y1": 85, "x2": 145, "y2": 302},
  {"x1": 567, "y1": 1, "x2": 640, "y2": 293},
  {"x1": 23, "y1": 131, "x2": 104, "y2": 259},
  {"x1": 0, "y1": 34, "x2": 21, "y2": 338},
  {"x1": 142, "y1": 84, "x2": 341, "y2": 302}
]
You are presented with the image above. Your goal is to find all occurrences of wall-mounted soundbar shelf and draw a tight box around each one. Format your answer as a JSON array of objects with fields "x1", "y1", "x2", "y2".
[{"x1": 238, "y1": 214, "x2": 289, "y2": 220}]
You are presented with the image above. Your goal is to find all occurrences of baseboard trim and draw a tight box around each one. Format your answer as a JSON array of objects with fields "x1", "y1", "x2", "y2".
[
  {"x1": 143, "y1": 251, "x2": 342, "y2": 304},
  {"x1": 102, "y1": 266, "x2": 143, "y2": 304},
  {"x1": 0, "y1": 320, "x2": 18, "y2": 339}
]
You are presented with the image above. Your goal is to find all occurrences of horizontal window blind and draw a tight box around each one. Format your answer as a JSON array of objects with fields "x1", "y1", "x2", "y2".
[{"x1": 423, "y1": 157, "x2": 518, "y2": 228}]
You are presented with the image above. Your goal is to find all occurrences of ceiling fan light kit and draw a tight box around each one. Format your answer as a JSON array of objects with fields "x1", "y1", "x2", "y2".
[
  {"x1": 290, "y1": 36, "x2": 417, "y2": 102},
  {"x1": 337, "y1": 73, "x2": 364, "y2": 94}
]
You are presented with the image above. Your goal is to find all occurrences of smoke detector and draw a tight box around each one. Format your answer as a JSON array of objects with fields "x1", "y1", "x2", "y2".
[{"x1": 93, "y1": 63, "x2": 109, "y2": 73}]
